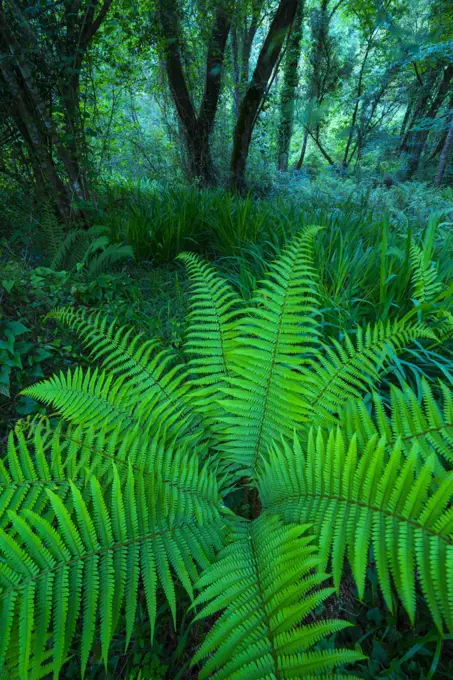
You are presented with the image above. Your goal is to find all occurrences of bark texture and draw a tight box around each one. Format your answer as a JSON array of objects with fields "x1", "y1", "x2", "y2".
[
  {"x1": 159, "y1": 0, "x2": 232, "y2": 185},
  {"x1": 435, "y1": 115, "x2": 453, "y2": 186},
  {"x1": 230, "y1": 0, "x2": 300, "y2": 192}
]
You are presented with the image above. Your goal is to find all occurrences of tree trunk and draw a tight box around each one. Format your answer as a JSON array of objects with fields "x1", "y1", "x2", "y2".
[
  {"x1": 277, "y1": 1, "x2": 304, "y2": 171},
  {"x1": 159, "y1": 0, "x2": 232, "y2": 185},
  {"x1": 231, "y1": 25, "x2": 241, "y2": 118},
  {"x1": 398, "y1": 72, "x2": 436, "y2": 155},
  {"x1": 0, "y1": 0, "x2": 113, "y2": 226},
  {"x1": 404, "y1": 64, "x2": 453, "y2": 179},
  {"x1": 342, "y1": 32, "x2": 375, "y2": 169},
  {"x1": 240, "y1": 21, "x2": 257, "y2": 90},
  {"x1": 355, "y1": 61, "x2": 401, "y2": 160},
  {"x1": 429, "y1": 92, "x2": 453, "y2": 158},
  {"x1": 400, "y1": 99, "x2": 414, "y2": 140},
  {"x1": 435, "y1": 115, "x2": 453, "y2": 186},
  {"x1": 299, "y1": 0, "x2": 331, "y2": 167},
  {"x1": 0, "y1": 54, "x2": 76, "y2": 221},
  {"x1": 307, "y1": 125, "x2": 335, "y2": 165},
  {"x1": 231, "y1": 6, "x2": 261, "y2": 120},
  {"x1": 295, "y1": 128, "x2": 309, "y2": 169},
  {"x1": 187, "y1": 129, "x2": 215, "y2": 183},
  {"x1": 230, "y1": 0, "x2": 299, "y2": 192}
]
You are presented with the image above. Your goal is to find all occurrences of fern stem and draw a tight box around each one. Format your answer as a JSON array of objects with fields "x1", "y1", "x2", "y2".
[{"x1": 269, "y1": 492, "x2": 453, "y2": 545}]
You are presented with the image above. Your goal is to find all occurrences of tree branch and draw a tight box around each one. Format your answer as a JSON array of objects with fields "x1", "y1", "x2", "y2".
[
  {"x1": 82, "y1": 0, "x2": 113, "y2": 45},
  {"x1": 199, "y1": 2, "x2": 233, "y2": 134},
  {"x1": 158, "y1": 0, "x2": 197, "y2": 135},
  {"x1": 302, "y1": 123, "x2": 335, "y2": 165}
]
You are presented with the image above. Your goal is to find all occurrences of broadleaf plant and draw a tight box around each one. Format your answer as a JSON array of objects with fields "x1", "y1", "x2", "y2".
[{"x1": 1, "y1": 228, "x2": 453, "y2": 678}]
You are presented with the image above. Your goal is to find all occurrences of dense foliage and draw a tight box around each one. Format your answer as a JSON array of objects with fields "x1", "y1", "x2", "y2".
[{"x1": 1, "y1": 0, "x2": 453, "y2": 206}]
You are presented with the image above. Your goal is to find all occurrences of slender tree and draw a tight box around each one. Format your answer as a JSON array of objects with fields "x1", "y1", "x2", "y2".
[
  {"x1": 398, "y1": 69, "x2": 437, "y2": 154},
  {"x1": 435, "y1": 114, "x2": 453, "y2": 186},
  {"x1": 342, "y1": 27, "x2": 376, "y2": 169},
  {"x1": 231, "y1": 0, "x2": 264, "y2": 117},
  {"x1": 430, "y1": 92, "x2": 453, "y2": 158},
  {"x1": 295, "y1": 0, "x2": 341, "y2": 170},
  {"x1": 230, "y1": 0, "x2": 300, "y2": 191},
  {"x1": 277, "y1": 0, "x2": 305, "y2": 171}
]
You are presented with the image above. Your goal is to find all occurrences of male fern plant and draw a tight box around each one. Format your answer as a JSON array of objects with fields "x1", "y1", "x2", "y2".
[{"x1": 1, "y1": 227, "x2": 453, "y2": 678}]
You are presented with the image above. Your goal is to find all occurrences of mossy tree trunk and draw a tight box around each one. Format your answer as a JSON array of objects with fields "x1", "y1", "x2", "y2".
[{"x1": 277, "y1": 1, "x2": 305, "y2": 171}]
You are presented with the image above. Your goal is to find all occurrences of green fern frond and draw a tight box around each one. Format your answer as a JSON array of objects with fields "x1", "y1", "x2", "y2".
[
  {"x1": 44, "y1": 222, "x2": 132, "y2": 275},
  {"x1": 220, "y1": 227, "x2": 323, "y2": 475},
  {"x1": 177, "y1": 251, "x2": 241, "y2": 383},
  {"x1": 46, "y1": 307, "x2": 162, "y2": 377},
  {"x1": 21, "y1": 367, "x2": 145, "y2": 433},
  {"x1": 259, "y1": 429, "x2": 453, "y2": 633},
  {"x1": 340, "y1": 378, "x2": 453, "y2": 469},
  {"x1": 300, "y1": 321, "x2": 436, "y2": 424},
  {"x1": 8, "y1": 227, "x2": 453, "y2": 678},
  {"x1": 50, "y1": 420, "x2": 207, "y2": 482},
  {"x1": 0, "y1": 464, "x2": 225, "y2": 679},
  {"x1": 0, "y1": 430, "x2": 72, "y2": 530},
  {"x1": 50, "y1": 229, "x2": 90, "y2": 271},
  {"x1": 410, "y1": 242, "x2": 442, "y2": 303},
  {"x1": 410, "y1": 221, "x2": 442, "y2": 304},
  {"x1": 38, "y1": 204, "x2": 64, "y2": 265},
  {"x1": 45, "y1": 308, "x2": 202, "y2": 439},
  {"x1": 192, "y1": 515, "x2": 364, "y2": 679},
  {"x1": 1, "y1": 420, "x2": 219, "y2": 528},
  {"x1": 437, "y1": 309, "x2": 453, "y2": 343},
  {"x1": 85, "y1": 243, "x2": 133, "y2": 281}
]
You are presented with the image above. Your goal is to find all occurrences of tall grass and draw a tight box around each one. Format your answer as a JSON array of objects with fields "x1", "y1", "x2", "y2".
[{"x1": 100, "y1": 178, "x2": 453, "y2": 385}]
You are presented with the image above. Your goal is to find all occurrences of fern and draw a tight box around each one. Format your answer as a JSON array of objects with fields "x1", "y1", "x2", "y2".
[
  {"x1": 192, "y1": 516, "x2": 365, "y2": 679},
  {"x1": 339, "y1": 377, "x2": 453, "y2": 468},
  {"x1": 219, "y1": 227, "x2": 323, "y2": 475},
  {"x1": 50, "y1": 228, "x2": 90, "y2": 271},
  {"x1": 409, "y1": 219, "x2": 442, "y2": 304},
  {"x1": 259, "y1": 429, "x2": 453, "y2": 632},
  {"x1": 300, "y1": 321, "x2": 436, "y2": 425},
  {"x1": 0, "y1": 429, "x2": 72, "y2": 530},
  {"x1": 38, "y1": 204, "x2": 65, "y2": 266},
  {"x1": 84, "y1": 239, "x2": 133, "y2": 281},
  {"x1": 176, "y1": 251, "x2": 241, "y2": 383},
  {"x1": 2, "y1": 228, "x2": 453, "y2": 678},
  {"x1": 23, "y1": 367, "x2": 146, "y2": 433},
  {"x1": 37, "y1": 212, "x2": 133, "y2": 278},
  {"x1": 29, "y1": 309, "x2": 203, "y2": 441},
  {"x1": 0, "y1": 460, "x2": 224, "y2": 678}
]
